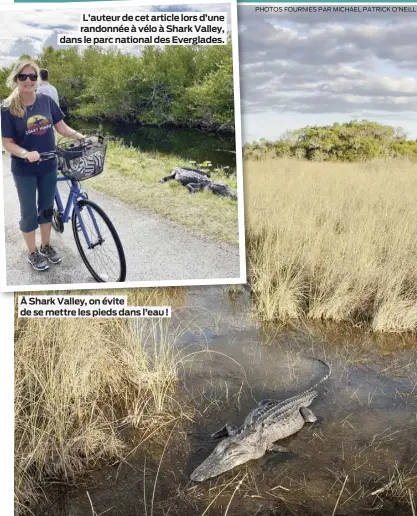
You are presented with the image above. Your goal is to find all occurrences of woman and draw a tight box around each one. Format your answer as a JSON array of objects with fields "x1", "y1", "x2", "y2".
[{"x1": 1, "y1": 59, "x2": 86, "y2": 272}]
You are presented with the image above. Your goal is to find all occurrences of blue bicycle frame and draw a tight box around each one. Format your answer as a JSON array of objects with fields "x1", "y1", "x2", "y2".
[
  {"x1": 38, "y1": 142, "x2": 126, "y2": 282},
  {"x1": 55, "y1": 174, "x2": 103, "y2": 250}
]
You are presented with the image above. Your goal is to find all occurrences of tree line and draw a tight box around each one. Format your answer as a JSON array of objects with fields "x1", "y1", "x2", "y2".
[
  {"x1": 244, "y1": 120, "x2": 417, "y2": 162},
  {"x1": 0, "y1": 43, "x2": 234, "y2": 133}
]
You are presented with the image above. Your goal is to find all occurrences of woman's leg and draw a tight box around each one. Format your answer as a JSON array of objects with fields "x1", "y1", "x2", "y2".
[
  {"x1": 12, "y1": 173, "x2": 49, "y2": 270},
  {"x1": 39, "y1": 222, "x2": 52, "y2": 248},
  {"x1": 13, "y1": 174, "x2": 38, "y2": 236},
  {"x1": 37, "y1": 169, "x2": 61, "y2": 264},
  {"x1": 22, "y1": 230, "x2": 37, "y2": 254}
]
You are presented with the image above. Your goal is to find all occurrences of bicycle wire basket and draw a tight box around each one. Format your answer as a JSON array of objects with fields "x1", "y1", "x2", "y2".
[{"x1": 56, "y1": 135, "x2": 108, "y2": 181}]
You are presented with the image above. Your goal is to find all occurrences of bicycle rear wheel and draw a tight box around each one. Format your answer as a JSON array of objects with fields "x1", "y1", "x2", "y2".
[{"x1": 72, "y1": 199, "x2": 126, "y2": 282}]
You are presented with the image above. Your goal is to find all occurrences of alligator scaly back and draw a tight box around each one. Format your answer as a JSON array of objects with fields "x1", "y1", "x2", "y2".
[
  {"x1": 241, "y1": 357, "x2": 331, "y2": 428},
  {"x1": 159, "y1": 166, "x2": 237, "y2": 199}
]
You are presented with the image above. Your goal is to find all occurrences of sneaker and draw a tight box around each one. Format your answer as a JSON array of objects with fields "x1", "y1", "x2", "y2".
[
  {"x1": 39, "y1": 244, "x2": 62, "y2": 264},
  {"x1": 28, "y1": 250, "x2": 50, "y2": 271}
]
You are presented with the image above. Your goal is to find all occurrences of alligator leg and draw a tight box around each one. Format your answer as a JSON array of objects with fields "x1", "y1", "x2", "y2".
[
  {"x1": 187, "y1": 182, "x2": 206, "y2": 194},
  {"x1": 225, "y1": 423, "x2": 239, "y2": 436},
  {"x1": 300, "y1": 407, "x2": 317, "y2": 423},
  {"x1": 211, "y1": 423, "x2": 239, "y2": 439},
  {"x1": 266, "y1": 443, "x2": 289, "y2": 453},
  {"x1": 186, "y1": 183, "x2": 197, "y2": 194}
]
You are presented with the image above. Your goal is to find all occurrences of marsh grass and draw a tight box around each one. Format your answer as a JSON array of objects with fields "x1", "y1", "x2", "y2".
[
  {"x1": 14, "y1": 287, "x2": 186, "y2": 516},
  {"x1": 370, "y1": 463, "x2": 417, "y2": 504},
  {"x1": 87, "y1": 140, "x2": 239, "y2": 245},
  {"x1": 245, "y1": 156, "x2": 417, "y2": 333}
]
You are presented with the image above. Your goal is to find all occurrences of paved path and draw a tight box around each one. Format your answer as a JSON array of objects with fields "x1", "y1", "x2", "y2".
[{"x1": 2, "y1": 154, "x2": 241, "y2": 289}]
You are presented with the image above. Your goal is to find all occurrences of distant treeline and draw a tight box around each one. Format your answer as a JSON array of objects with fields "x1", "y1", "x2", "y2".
[
  {"x1": 244, "y1": 121, "x2": 417, "y2": 162},
  {"x1": 0, "y1": 43, "x2": 234, "y2": 133}
]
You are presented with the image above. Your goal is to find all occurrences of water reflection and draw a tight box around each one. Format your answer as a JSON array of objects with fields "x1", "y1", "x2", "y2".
[{"x1": 68, "y1": 119, "x2": 237, "y2": 173}]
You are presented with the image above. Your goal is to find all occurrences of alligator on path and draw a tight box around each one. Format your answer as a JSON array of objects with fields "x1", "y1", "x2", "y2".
[
  {"x1": 190, "y1": 358, "x2": 331, "y2": 482},
  {"x1": 159, "y1": 167, "x2": 237, "y2": 200}
]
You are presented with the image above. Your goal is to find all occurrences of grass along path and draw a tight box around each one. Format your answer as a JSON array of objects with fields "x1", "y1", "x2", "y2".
[{"x1": 88, "y1": 140, "x2": 239, "y2": 246}]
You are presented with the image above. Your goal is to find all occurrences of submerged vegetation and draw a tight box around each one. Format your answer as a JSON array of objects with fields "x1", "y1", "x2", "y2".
[
  {"x1": 0, "y1": 43, "x2": 234, "y2": 132},
  {"x1": 244, "y1": 121, "x2": 417, "y2": 162}
]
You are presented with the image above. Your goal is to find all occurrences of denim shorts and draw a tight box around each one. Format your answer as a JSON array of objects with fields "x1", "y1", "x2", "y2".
[{"x1": 12, "y1": 168, "x2": 57, "y2": 233}]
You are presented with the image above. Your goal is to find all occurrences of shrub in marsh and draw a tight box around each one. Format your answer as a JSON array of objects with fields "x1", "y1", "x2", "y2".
[{"x1": 244, "y1": 121, "x2": 417, "y2": 163}]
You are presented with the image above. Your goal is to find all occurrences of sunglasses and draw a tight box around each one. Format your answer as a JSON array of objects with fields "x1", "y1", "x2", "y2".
[{"x1": 16, "y1": 73, "x2": 38, "y2": 82}]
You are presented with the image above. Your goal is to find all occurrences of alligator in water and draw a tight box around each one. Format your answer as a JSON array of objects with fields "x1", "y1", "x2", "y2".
[
  {"x1": 159, "y1": 167, "x2": 237, "y2": 200},
  {"x1": 190, "y1": 358, "x2": 331, "y2": 482}
]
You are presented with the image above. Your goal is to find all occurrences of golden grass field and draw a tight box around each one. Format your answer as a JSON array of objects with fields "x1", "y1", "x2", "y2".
[
  {"x1": 244, "y1": 156, "x2": 417, "y2": 333},
  {"x1": 14, "y1": 287, "x2": 186, "y2": 515}
]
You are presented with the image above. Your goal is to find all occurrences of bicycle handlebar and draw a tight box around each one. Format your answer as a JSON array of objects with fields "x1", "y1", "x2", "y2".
[
  {"x1": 35, "y1": 138, "x2": 95, "y2": 163},
  {"x1": 38, "y1": 151, "x2": 57, "y2": 162}
]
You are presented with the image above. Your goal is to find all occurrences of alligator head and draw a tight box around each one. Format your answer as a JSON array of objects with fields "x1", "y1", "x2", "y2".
[
  {"x1": 190, "y1": 430, "x2": 265, "y2": 482},
  {"x1": 207, "y1": 181, "x2": 238, "y2": 200}
]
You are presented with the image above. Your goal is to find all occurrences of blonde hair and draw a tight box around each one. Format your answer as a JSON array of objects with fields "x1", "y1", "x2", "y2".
[{"x1": 3, "y1": 60, "x2": 40, "y2": 118}]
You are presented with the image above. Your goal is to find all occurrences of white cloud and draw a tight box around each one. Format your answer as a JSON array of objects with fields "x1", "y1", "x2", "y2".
[
  {"x1": 238, "y1": 6, "x2": 417, "y2": 139},
  {"x1": 0, "y1": 37, "x2": 40, "y2": 58},
  {"x1": 42, "y1": 30, "x2": 72, "y2": 50},
  {"x1": 0, "y1": 3, "x2": 232, "y2": 68}
]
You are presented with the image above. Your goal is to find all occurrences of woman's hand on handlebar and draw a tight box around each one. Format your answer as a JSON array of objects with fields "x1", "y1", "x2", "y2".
[
  {"x1": 26, "y1": 151, "x2": 41, "y2": 162},
  {"x1": 84, "y1": 135, "x2": 98, "y2": 144}
]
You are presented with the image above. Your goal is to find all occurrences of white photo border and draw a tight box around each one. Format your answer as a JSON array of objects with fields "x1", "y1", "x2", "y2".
[{"x1": 0, "y1": 0, "x2": 246, "y2": 292}]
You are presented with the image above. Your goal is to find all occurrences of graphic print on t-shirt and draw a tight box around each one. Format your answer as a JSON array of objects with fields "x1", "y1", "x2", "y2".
[
  {"x1": 26, "y1": 114, "x2": 52, "y2": 136},
  {"x1": 1, "y1": 93, "x2": 65, "y2": 176}
]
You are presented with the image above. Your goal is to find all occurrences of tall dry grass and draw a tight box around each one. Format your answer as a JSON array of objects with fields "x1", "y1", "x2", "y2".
[
  {"x1": 15, "y1": 287, "x2": 186, "y2": 515},
  {"x1": 245, "y1": 156, "x2": 417, "y2": 332}
]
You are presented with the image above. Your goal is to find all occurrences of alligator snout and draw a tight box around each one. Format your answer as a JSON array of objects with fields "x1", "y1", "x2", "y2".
[{"x1": 190, "y1": 468, "x2": 206, "y2": 482}]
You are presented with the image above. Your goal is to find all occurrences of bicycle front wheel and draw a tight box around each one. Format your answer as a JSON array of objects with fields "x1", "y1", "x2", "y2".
[{"x1": 72, "y1": 199, "x2": 126, "y2": 282}]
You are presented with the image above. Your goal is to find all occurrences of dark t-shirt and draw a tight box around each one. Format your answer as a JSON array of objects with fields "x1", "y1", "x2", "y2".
[{"x1": 1, "y1": 93, "x2": 64, "y2": 176}]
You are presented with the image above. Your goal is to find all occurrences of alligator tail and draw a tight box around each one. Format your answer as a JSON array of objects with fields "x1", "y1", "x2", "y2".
[{"x1": 307, "y1": 357, "x2": 331, "y2": 391}]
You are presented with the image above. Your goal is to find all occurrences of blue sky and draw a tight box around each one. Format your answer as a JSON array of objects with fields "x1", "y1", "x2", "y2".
[{"x1": 238, "y1": 6, "x2": 417, "y2": 143}]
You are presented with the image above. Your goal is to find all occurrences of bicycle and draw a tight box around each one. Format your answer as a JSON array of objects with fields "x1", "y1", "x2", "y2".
[{"x1": 38, "y1": 134, "x2": 126, "y2": 283}]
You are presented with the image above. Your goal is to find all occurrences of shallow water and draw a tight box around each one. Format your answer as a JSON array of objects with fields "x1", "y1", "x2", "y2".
[{"x1": 40, "y1": 286, "x2": 417, "y2": 516}]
